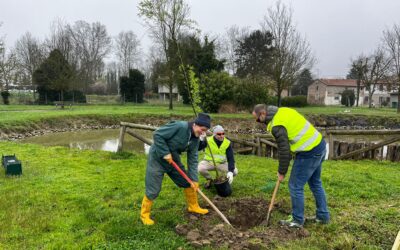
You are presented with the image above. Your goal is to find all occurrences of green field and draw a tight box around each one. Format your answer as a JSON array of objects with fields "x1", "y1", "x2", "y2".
[
  {"x1": 0, "y1": 141, "x2": 399, "y2": 249},
  {"x1": 0, "y1": 104, "x2": 400, "y2": 249}
]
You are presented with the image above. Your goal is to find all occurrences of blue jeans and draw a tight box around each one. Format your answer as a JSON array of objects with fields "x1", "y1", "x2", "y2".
[{"x1": 289, "y1": 141, "x2": 330, "y2": 224}]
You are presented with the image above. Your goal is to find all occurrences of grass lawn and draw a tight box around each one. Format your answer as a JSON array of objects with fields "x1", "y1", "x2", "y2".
[{"x1": 0, "y1": 141, "x2": 399, "y2": 249}]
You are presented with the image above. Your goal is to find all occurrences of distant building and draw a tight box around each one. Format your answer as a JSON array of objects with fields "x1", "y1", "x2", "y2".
[
  {"x1": 307, "y1": 79, "x2": 391, "y2": 107},
  {"x1": 158, "y1": 84, "x2": 181, "y2": 101},
  {"x1": 307, "y1": 79, "x2": 359, "y2": 105}
]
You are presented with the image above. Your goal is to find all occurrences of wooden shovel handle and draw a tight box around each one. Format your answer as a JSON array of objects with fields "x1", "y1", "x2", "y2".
[
  {"x1": 265, "y1": 178, "x2": 281, "y2": 224},
  {"x1": 393, "y1": 230, "x2": 400, "y2": 250}
]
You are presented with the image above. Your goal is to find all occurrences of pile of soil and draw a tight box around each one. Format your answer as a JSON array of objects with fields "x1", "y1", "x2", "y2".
[{"x1": 175, "y1": 197, "x2": 310, "y2": 249}]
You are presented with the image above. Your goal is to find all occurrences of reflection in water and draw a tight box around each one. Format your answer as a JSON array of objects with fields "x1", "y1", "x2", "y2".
[
  {"x1": 68, "y1": 139, "x2": 120, "y2": 152},
  {"x1": 20, "y1": 129, "x2": 153, "y2": 153},
  {"x1": 19, "y1": 129, "x2": 390, "y2": 158}
]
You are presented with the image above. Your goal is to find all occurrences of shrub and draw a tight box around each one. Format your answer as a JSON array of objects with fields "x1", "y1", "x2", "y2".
[
  {"x1": 36, "y1": 87, "x2": 86, "y2": 104},
  {"x1": 199, "y1": 71, "x2": 235, "y2": 113},
  {"x1": 1, "y1": 91, "x2": 10, "y2": 105},
  {"x1": 233, "y1": 79, "x2": 273, "y2": 110},
  {"x1": 340, "y1": 89, "x2": 355, "y2": 107},
  {"x1": 281, "y1": 96, "x2": 308, "y2": 107}
]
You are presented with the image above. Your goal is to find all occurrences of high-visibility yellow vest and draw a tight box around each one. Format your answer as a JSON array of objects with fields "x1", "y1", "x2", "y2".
[
  {"x1": 267, "y1": 107, "x2": 322, "y2": 152},
  {"x1": 204, "y1": 136, "x2": 231, "y2": 163}
]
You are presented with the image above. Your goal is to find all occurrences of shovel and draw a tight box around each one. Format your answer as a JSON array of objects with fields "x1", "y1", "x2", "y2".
[
  {"x1": 169, "y1": 160, "x2": 232, "y2": 227},
  {"x1": 262, "y1": 178, "x2": 281, "y2": 226}
]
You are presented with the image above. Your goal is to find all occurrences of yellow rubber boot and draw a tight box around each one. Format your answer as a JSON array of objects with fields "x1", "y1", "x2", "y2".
[
  {"x1": 184, "y1": 182, "x2": 209, "y2": 215},
  {"x1": 140, "y1": 195, "x2": 155, "y2": 225}
]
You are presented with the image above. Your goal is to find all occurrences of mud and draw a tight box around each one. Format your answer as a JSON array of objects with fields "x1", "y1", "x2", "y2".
[{"x1": 175, "y1": 197, "x2": 310, "y2": 249}]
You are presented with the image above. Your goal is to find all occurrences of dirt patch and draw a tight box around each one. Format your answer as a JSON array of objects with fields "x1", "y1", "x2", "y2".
[{"x1": 175, "y1": 197, "x2": 310, "y2": 249}]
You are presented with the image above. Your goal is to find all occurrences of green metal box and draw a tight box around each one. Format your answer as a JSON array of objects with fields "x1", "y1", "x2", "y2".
[{"x1": 2, "y1": 154, "x2": 22, "y2": 176}]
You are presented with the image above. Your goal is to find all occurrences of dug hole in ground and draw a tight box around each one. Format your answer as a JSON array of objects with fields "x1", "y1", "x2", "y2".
[{"x1": 175, "y1": 196, "x2": 310, "y2": 249}]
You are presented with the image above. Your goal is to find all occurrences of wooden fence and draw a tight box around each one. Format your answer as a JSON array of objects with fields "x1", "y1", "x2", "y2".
[
  {"x1": 117, "y1": 122, "x2": 400, "y2": 162},
  {"x1": 117, "y1": 122, "x2": 278, "y2": 156},
  {"x1": 326, "y1": 129, "x2": 400, "y2": 161}
]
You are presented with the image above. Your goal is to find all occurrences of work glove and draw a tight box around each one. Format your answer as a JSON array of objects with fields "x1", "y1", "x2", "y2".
[
  {"x1": 199, "y1": 132, "x2": 206, "y2": 141},
  {"x1": 163, "y1": 153, "x2": 173, "y2": 164},
  {"x1": 277, "y1": 172, "x2": 285, "y2": 182},
  {"x1": 227, "y1": 171, "x2": 234, "y2": 184}
]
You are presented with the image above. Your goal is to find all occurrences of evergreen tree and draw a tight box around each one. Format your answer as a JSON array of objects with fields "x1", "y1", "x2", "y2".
[
  {"x1": 33, "y1": 49, "x2": 75, "y2": 103},
  {"x1": 291, "y1": 69, "x2": 313, "y2": 96},
  {"x1": 235, "y1": 30, "x2": 274, "y2": 81},
  {"x1": 169, "y1": 35, "x2": 225, "y2": 104},
  {"x1": 120, "y1": 69, "x2": 145, "y2": 103}
]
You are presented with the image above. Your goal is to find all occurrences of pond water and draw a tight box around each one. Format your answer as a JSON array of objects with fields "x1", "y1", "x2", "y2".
[{"x1": 19, "y1": 129, "x2": 153, "y2": 153}]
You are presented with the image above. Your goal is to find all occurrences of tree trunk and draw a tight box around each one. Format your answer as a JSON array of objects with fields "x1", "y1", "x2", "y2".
[
  {"x1": 169, "y1": 83, "x2": 173, "y2": 110},
  {"x1": 356, "y1": 80, "x2": 360, "y2": 107},
  {"x1": 61, "y1": 90, "x2": 64, "y2": 109},
  {"x1": 369, "y1": 92, "x2": 373, "y2": 108},
  {"x1": 277, "y1": 85, "x2": 282, "y2": 107}
]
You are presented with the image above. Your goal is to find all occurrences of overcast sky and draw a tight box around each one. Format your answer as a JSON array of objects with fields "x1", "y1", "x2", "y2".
[{"x1": 1, "y1": 0, "x2": 400, "y2": 77}]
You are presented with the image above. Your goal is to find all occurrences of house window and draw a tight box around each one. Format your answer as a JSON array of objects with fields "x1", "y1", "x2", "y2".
[{"x1": 334, "y1": 96, "x2": 340, "y2": 100}]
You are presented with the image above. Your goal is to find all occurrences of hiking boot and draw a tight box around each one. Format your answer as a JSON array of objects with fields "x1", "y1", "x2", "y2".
[
  {"x1": 279, "y1": 215, "x2": 303, "y2": 228},
  {"x1": 305, "y1": 216, "x2": 329, "y2": 225},
  {"x1": 203, "y1": 179, "x2": 213, "y2": 189}
]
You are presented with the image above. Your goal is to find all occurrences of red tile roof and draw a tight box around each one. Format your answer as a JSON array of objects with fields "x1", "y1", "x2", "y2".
[{"x1": 316, "y1": 79, "x2": 357, "y2": 87}]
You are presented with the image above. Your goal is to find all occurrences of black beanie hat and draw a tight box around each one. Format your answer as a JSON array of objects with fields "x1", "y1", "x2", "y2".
[{"x1": 194, "y1": 113, "x2": 211, "y2": 128}]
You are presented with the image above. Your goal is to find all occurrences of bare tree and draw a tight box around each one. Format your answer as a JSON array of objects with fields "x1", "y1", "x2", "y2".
[
  {"x1": 15, "y1": 32, "x2": 45, "y2": 86},
  {"x1": 68, "y1": 20, "x2": 112, "y2": 91},
  {"x1": 0, "y1": 22, "x2": 4, "y2": 56},
  {"x1": 115, "y1": 31, "x2": 141, "y2": 76},
  {"x1": 138, "y1": 0, "x2": 196, "y2": 110},
  {"x1": 218, "y1": 25, "x2": 250, "y2": 75},
  {"x1": 46, "y1": 19, "x2": 75, "y2": 64},
  {"x1": 383, "y1": 23, "x2": 400, "y2": 113},
  {"x1": 0, "y1": 48, "x2": 18, "y2": 91},
  {"x1": 105, "y1": 61, "x2": 119, "y2": 95},
  {"x1": 362, "y1": 48, "x2": 391, "y2": 108},
  {"x1": 261, "y1": 1, "x2": 315, "y2": 106}
]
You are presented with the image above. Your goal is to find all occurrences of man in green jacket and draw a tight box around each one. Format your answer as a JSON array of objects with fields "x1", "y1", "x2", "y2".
[{"x1": 140, "y1": 113, "x2": 211, "y2": 225}]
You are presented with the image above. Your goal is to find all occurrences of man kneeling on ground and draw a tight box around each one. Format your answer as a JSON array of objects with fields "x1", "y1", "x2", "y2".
[{"x1": 198, "y1": 125, "x2": 238, "y2": 189}]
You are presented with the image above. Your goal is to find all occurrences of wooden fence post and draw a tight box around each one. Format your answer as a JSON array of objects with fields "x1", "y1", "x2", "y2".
[
  {"x1": 329, "y1": 133, "x2": 333, "y2": 159},
  {"x1": 257, "y1": 136, "x2": 262, "y2": 157},
  {"x1": 117, "y1": 125, "x2": 126, "y2": 152}
]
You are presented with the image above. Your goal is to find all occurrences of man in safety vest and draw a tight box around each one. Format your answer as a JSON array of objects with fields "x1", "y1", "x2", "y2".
[
  {"x1": 253, "y1": 104, "x2": 330, "y2": 228},
  {"x1": 198, "y1": 125, "x2": 238, "y2": 189},
  {"x1": 140, "y1": 113, "x2": 211, "y2": 225}
]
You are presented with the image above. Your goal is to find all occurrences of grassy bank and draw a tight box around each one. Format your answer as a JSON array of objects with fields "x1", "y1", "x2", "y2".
[
  {"x1": 0, "y1": 141, "x2": 399, "y2": 249},
  {"x1": 1, "y1": 104, "x2": 400, "y2": 136}
]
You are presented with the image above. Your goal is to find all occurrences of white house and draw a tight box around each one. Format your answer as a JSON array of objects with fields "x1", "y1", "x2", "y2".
[{"x1": 307, "y1": 79, "x2": 391, "y2": 107}]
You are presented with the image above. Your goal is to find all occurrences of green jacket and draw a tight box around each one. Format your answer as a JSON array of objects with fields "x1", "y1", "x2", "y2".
[{"x1": 150, "y1": 121, "x2": 200, "y2": 181}]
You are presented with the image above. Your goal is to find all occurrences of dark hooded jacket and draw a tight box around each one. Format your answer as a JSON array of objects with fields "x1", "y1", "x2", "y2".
[{"x1": 264, "y1": 106, "x2": 291, "y2": 175}]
